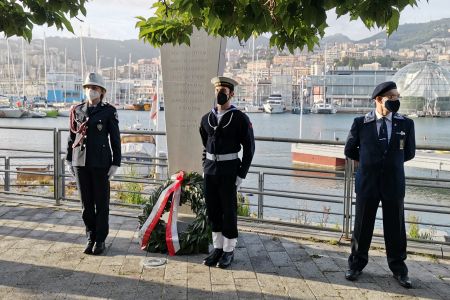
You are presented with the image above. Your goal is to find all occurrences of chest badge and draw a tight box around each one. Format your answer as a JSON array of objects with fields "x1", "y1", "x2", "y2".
[{"x1": 97, "y1": 120, "x2": 103, "y2": 131}]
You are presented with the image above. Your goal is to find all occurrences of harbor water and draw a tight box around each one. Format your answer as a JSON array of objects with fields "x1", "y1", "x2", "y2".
[{"x1": 0, "y1": 109, "x2": 449, "y2": 237}]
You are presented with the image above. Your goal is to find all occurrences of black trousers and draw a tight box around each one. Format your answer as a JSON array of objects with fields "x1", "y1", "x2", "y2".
[
  {"x1": 348, "y1": 194, "x2": 408, "y2": 275},
  {"x1": 204, "y1": 174, "x2": 238, "y2": 239},
  {"x1": 74, "y1": 167, "x2": 110, "y2": 243}
]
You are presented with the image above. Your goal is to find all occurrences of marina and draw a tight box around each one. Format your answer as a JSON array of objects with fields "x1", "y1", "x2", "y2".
[{"x1": 0, "y1": 110, "x2": 449, "y2": 242}]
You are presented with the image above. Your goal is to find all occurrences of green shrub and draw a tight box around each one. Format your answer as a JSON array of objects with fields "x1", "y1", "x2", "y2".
[
  {"x1": 237, "y1": 193, "x2": 251, "y2": 217},
  {"x1": 407, "y1": 214, "x2": 420, "y2": 239},
  {"x1": 117, "y1": 165, "x2": 145, "y2": 204}
]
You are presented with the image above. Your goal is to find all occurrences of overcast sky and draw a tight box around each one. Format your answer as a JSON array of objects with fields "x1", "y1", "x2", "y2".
[{"x1": 31, "y1": 0, "x2": 449, "y2": 41}]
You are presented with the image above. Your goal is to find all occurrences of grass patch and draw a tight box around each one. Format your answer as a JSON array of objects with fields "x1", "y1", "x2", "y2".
[
  {"x1": 237, "y1": 192, "x2": 251, "y2": 217},
  {"x1": 117, "y1": 166, "x2": 145, "y2": 205}
]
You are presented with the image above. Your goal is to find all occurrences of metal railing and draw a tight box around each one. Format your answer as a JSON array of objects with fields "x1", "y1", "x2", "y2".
[{"x1": 1, "y1": 125, "x2": 450, "y2": 247}]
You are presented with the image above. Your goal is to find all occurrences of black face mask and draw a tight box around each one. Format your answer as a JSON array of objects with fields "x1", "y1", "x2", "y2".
[
  {"x1": 384, "y1": 99, "x2": 400, "y2": 113},
  {"x1": 217, "y1": 92, "x2": 229, "y2": 105}
]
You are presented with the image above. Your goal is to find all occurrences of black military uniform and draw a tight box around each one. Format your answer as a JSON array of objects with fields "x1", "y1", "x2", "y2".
[
  {"x1": 344, "y1": 81, "x2": 416, "y2": 288},
  {"x1": 66, "y1": 74, "x2": 121, "y2": 255},
  {"x1": 200, "y1": 76, "x2": 255, "y2": 268}
]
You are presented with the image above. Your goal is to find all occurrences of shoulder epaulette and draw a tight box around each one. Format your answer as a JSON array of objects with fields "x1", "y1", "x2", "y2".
[
  {"x1": 363, "y1": 111, "x2": 375, "y2": 123},
  {"x1": 393, "y1": 113, "x2": 405, "y2": 120}
]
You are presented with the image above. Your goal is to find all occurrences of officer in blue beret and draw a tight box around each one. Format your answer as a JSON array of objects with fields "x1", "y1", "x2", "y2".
[
  {"x1": 199, "y1": 76, "x2": 255, "y2": 268},
  {"x1": 344, "y1": 81, "x2": 416, "y2": 288}
]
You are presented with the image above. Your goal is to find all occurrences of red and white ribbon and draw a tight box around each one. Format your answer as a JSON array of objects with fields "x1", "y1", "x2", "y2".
[{"x1": 139, "y1": 171, "x2": 184, "y2": 256}]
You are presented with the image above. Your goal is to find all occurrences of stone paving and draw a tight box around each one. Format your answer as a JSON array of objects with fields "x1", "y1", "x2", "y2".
[{"x1": 0, "y1": 202, "x2": 449, "y2": 299}]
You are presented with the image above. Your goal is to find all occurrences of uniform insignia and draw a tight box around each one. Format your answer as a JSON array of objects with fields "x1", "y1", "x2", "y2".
[
  {"x1": 393, "y1": 113, "x2": 405, "y2": 120},
  {"x1": 396, "y1": 131, "x2": 406, "y2": 136},
  {"x1": 97, "y1": 122, "x2": 103, "y2": 131},
  {"x1": 114, "y1": 111, "x2": 119, "y2": 121},
  {"x1": 364, "y1": 111, "x2": 375, "y2": 123}
]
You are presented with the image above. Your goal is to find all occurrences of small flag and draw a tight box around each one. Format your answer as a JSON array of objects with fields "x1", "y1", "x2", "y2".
[{"x1": 150, "y1": 94, "x2": 157, "y2": 126}]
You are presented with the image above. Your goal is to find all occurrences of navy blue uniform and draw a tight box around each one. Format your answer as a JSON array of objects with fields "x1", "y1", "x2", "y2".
[
  {"x1": 66, "y1": 101, "x2": 121, "y2": 244},
  {"x1": 199, "y1": 106, "x2": 255, "y2": 239},
  {"x1": 345, "y1": 110, "x2": 415, "y2": 275}
]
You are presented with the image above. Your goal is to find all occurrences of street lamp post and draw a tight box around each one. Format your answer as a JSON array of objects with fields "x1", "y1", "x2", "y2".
[{"x1": 299, "y1": 76, "x2": 304, "y2": 139}]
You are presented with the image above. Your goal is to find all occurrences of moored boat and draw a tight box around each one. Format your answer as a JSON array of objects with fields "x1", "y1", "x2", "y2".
[
  {"x1": 263, "y1": 94, "x2": 286, "y2": 114},
  {"x1": 311, "y1": 103, "x2": 337, "y2": 114},
  {"x1": 291, "y1": 106, "x2": 311, "y2": 114},
  {"x1": 245, "y1": 104, "x2": 264, "y2": 113},
  {"x1": 0, "y1": 108, "x2": 26, "y2": 118},
  {"x1": 117, "y1": 133, "x2": 156, "y2": 178}
]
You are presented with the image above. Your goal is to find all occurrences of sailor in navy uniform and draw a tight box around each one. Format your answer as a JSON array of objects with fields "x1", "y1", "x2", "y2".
[
  {"x1": 344, "y1": 81, "x2": 416, "y2": 288},
  {"x1": 66, "y1": 72, "x2": 121, "y2": 255},
  {"x1": 199, "y1": 76, "x2": 255, "y2": 268}
]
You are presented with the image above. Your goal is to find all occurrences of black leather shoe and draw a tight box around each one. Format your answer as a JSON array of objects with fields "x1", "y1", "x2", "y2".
[
  {"x1": 83, "y1": 241, "x2": 95, "y2": 254},
  {"x1": 218, "y1": 251, "x2": 234, "y2": 269},
  {"x1": 92, "y1": 242, "x2": 106, "y2": 255},
  {"x1": 203, "y1": 249, "x2": 223, "y2": 266},
  {"x1": 345, "y1": 269, "x2": 362, "y2": 281},
  {"x1": 394, "y1": 274, "x2": 412, "y2": 288}
]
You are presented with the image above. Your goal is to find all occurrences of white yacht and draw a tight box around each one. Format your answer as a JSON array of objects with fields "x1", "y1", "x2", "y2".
[
  {"x1": 263, "y1": 94, "x2": 286, "y2": 114},
  {"x1": 311, "y1": 103, "x2": 337, "y2": 114}
]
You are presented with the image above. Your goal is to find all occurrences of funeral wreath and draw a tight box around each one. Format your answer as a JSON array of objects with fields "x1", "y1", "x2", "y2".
[{"x1": 138, "y1": 172, "x2": 211, "y2": 255}]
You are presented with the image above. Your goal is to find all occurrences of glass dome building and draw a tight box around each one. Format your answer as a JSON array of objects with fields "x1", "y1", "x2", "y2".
[{"x1": 392, "y1": 61, "x2": 450, "y2": 117}]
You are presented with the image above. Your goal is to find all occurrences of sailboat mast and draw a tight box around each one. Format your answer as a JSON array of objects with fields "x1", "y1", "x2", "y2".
[
  {"x1": 43, "y1": 34, "x2": 47, "y2": 100},
  {"x1": 22, "y1": 38, "x2": 25, "y2": 98},
  {"x1": 64, "y1": 48, "x2": 67, "y2": 104},
  {"x1": 252, "y1": 35, "x2": 255, "y2": 105},
  {"x1": 299, "y1": 76, "x2": 304, "y2": 139},
  {"x1": 128, "y1": 53, "x2": 131, "y2": 105},
  {"x1": 7, "y1": 39, "x2": 20, "y2": 97},
  {"x1": 323, "y1": 43, "x2": 327, "y2": 104},
  {"x1": 155, "y1": 65, "x2": 160, "y2": 154},
  {"x1": 80, "y1": 29, "x2": 84, "y2": 100},
  {"x1": 6, "y1": 39, "x2": 11, "y2": 96},
  {"x1": 113, "y1": 57, "x2": 117, "y2": 104},
  {"x1": 95, "y1": 43, "x2": 98, "y2": 72}
]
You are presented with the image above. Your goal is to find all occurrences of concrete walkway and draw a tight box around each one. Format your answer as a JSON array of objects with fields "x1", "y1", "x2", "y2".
[{"x1": 0, "y1": 201, "x2": 449, "y2": 299}]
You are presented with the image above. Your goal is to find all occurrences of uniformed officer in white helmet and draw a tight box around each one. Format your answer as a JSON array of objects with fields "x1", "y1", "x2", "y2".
[
  {"x1": 66, "y1": 72, "x2": 121, "y2": 255},
  {"x1": 199, "y1": 76, "x2": 255, "y2": 268}
]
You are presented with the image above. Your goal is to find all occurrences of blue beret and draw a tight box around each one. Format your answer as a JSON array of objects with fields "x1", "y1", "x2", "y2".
[{"x1": 372, "y1": 81, "x2": 397, "y2": 99}]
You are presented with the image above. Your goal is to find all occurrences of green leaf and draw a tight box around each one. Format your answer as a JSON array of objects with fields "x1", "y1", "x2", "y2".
[{"x1": 386, "y1": 8, "x2": 400, "y2": 35}]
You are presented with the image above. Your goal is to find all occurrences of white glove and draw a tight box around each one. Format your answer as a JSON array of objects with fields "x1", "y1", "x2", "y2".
[
  {"x1": 108, "y1": 165, "x2": 119, "y2": 180},
  {"x1": 235, "y1": 176, "x2": 243, "y2": 190},
  {"x1": 67, "y1": 161, "x2": 75, "y2": 177}
]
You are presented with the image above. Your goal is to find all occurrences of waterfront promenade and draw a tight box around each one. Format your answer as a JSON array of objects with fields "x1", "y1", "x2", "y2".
[{"x1": 0, "y1": 198, "x2": 449, "y2": 299}]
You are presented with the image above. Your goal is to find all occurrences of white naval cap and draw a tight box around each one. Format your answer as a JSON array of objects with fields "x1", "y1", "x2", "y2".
[{"x1": 211, "y1": 76, "x2": 239, "y2": 91}]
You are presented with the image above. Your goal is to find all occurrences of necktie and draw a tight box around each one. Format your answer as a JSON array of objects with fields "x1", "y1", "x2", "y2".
[{"x1": 379, "y1": 117, "x2": 388, "y2": 154}]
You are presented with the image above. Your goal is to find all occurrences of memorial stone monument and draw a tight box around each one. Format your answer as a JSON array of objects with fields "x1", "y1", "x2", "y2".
[{"x1": 161, "y1": 29, "x2": 226, "y2": 175}]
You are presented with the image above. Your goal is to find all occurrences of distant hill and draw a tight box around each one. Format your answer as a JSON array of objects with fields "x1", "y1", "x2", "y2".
[
  {"x1": 226, "y1": 36, "x2": 271, "y2": 50},
  {"x1": 320, "y1": 33, "x2": 354, "y2": 45},
  {"x1": 14, "y1": 18, "x2": 450, "y2": 67},
  {"x1": 41, "y1": 36, "x2": 271, "y2": 67},
  {"x1": 45, "y1": 37, "x2": 160, "y2": 68},
  {"x1": 358, "y1": 18, "x2": 450, "y2": 50}
]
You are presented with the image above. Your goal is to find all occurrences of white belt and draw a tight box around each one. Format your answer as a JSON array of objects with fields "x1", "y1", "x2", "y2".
[{"x1": 206, "y1": 152, "x2": 239, "y2": 161}]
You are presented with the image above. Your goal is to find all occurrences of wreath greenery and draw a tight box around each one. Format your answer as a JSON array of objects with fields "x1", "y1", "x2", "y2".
[{"x1": 138, "y1": 172, "x2": 211, "y2": 254}]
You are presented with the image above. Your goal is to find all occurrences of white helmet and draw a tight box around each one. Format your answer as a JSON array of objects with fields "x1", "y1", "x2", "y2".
[{"x1": 83, "y1": 72, "x2": 106, "y2": 91}]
